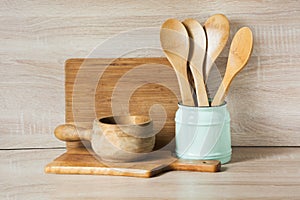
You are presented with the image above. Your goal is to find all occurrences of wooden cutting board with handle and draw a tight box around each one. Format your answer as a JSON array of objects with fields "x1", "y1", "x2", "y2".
[
  {"x1": 65, "y1": 58, "x2": 182, "y2": 150},
  {"x1": 45, "y1": 147, "x2": 220, "y2": 178}
]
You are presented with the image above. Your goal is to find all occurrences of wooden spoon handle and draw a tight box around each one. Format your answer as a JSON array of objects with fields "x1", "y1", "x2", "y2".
[
  {"x1": 54, "y1": 124, "x2": 92, "y2": 142},
  {"x1": 182, "y1": 18, "x2": 209, "y2": 107},
  {"x1": 169, "y1": 159, "x2": 221, "y2": 172},
  {"x1": 189, "y1": 65, "x2": 209, "y2": 106},
  {"x1": 174, "y1": 58, "x2": 195, "y2": 106},
  {"x1": 160, "y1": 19, "x2": 194, "y2": 106},
  {"x1": 211, "y1": 77, "x2": 230, "y2": 106}
]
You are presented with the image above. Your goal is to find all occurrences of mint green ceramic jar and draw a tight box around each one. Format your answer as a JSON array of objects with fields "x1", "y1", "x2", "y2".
[{"x1": 175, "y1": 103, "x2": 231, "y2": 164}]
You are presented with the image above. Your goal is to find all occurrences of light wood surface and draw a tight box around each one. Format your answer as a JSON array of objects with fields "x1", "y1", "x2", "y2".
[
  {"x1": 183, "y1": 18, "x2": 209, "y2": 106},
  {"x1": 1, "y1": 0, "x2": 300, "y2": 148},
  {"x1": 2, "y1": 147, "x2": 300, "y2": 199},
  {"x1": 212, "y1": 27, "x2": 253, "y2": 106},
  {"x1": 160, "y1": 19, "x2": 194, "y2": 106}
]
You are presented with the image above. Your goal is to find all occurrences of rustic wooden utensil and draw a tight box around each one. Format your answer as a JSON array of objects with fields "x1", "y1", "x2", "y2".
[
  {"x1": 45, "y1": 148, "x2": 221, "y2": 177},
  {"x1": 160, "y1": 18, "x2": 195, "y2": 106},
  {"x1": 204, "y1": 14, "x2": 230, "y2": 82},
  {"x1": 211, "y1": 27, "x2": 253, "y2": 106},
  {"x1": 55, "y1": 116, "x2": 155, "y2": 162},
  {"x1": 182, "y1": 18, "x2": 209, "y2": 107}
]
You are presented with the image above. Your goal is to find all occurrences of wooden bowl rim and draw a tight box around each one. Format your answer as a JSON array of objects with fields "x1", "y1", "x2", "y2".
[{"x1": 97, "y1": 115, "x2": 152, "y2": 126}]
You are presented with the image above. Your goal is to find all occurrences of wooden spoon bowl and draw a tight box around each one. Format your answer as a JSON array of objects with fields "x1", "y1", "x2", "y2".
[
  {"x1": 204, "y1": 14, "x2": 230, "y2": 82},
  {"x1": 211, "y1": 27, "x2": 253, "y2": 106},
  {"x1": 160, "y1": 19, "x2": 195, "y2": 106}
]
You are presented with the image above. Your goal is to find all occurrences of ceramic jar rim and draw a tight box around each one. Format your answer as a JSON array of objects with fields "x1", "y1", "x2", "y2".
[{"x1": 178, "y1": 101, "x2": 227, "y2": 110}]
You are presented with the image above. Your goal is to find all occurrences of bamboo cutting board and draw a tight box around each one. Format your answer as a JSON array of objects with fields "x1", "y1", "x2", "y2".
[{"x1": 65, "y1": 58, "x2": 181, "y2": 150}]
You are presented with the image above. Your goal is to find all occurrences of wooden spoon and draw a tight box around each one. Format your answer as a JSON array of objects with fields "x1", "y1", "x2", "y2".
[
  {"x1": 211, "y1": 27, "x2": 253, "y2": 106},
  {"x1": 182, "y1": 18, "x2": 209, "y2": 107},
  {"x1": 204, "y1": 14, "x2": 230, "y2": 82},
  {"x1": 160, "y1": 19, "x2": 195, "y2": 106}
]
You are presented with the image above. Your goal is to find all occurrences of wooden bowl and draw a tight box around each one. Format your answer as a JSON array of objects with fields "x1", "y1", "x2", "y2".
[{"x1": 92, "y1": 115, "x2": 155, "y2": 162}]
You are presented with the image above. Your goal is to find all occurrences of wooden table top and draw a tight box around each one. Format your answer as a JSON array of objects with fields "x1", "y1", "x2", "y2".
[{"x1": 1, "y1": 147, "x2": 300, "y2": 199}]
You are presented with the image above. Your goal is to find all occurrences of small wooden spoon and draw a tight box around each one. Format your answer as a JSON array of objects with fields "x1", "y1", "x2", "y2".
[
  {"x1": 204, "y1": 14, "x2": 230, "y2": 82},
  {"x1": 211, "y1": 27, "x2": 253, "y2": 106},
  {"x1": 182, "y1": 18, "x2": 209, "y2": 107},
  {"x1": 160, "y1": 19, "x2": 194, "y2": 106}
]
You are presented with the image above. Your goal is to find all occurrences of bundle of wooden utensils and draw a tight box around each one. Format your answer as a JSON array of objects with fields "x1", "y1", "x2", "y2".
[{"x1": 160, "y1": 14, "x2": 253, "y2": 107}]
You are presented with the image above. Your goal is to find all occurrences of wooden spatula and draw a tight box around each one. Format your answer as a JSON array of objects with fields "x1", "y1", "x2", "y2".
[
  {"x1": 204, "y1": 14, "x2": 230, "y2": 82},
  {"x1": 182, "y1": 18, "x2": 209, "y2": 107},
  {"x1": 160, "y1": 19, "x2": 195, "y2": 106},
  {"x1": 211, "y1": 27, "x2": 253, "y2": 106}
]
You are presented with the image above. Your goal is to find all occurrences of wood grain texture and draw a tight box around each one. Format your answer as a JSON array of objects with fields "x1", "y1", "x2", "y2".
[
  {"x1": 212, "y1": 27, "x2": 253, "y2": 106},
  {"x1": 45, "y1": 148, "x2": 220, "y2": 177},
  {"x1": 2, "y1": 147, "x2": 300, "y2": 199},
  {"x1": 183, "y1": 18, "x2": 209, "y2": 106},
  {"x1": 160, "y1": 19, "x2": 194, "y2": 106},
  {"x1": 204, "y1": 14, "x2": 230, "y2": 81},
  {"x1": 0, "y1": 0, "x2": 299, "y2": 148},
  {"x1": 65, "y1": 58, "x2": 300, "y2": 149},
  {"x1": 65, "y1": 58, "x2": 179, "y2": 150}
]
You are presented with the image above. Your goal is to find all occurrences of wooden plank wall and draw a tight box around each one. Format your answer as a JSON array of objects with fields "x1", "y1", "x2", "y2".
[{"x1": 0, "y1": 0, "x2": 299, "y2": 148}]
